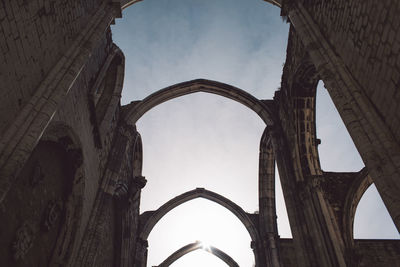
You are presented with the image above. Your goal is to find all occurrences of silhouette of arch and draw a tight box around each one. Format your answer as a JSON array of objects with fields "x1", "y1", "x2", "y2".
[
  {"x1": 140, "y1": 188, "x2": 259, "y2": 241},
  {"x1": 139, "y1": 188, "x2": 261, "y2": 262},
  {"x1": 121, "y1": 0, "x2": 282, "y2": 10},
  {"x1": 155, "y1": 241, "x2": 239, "y2": 267},
  {"x1": 124, "y1": 79, "x2": 275, "y2": 126}
]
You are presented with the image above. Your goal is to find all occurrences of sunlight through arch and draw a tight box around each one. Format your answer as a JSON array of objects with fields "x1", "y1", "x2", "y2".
[
  {"x1": 110, "y1": 1, "x2": 291, "y2": 266},
  {"x1": 154, "y1": 241, "x2": 239, "y2": 267},
  {"x1": 146, "y1": 198, "x2": 254, "y2": 267},
  {"x1": 170, "y1": 249, "x2": 228, "y2": 267}
]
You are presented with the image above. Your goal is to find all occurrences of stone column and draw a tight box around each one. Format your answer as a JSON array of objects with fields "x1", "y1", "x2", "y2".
[
  {"x1": 258, "y1": 128, "x2": 281, "y2": 267},
  {"x1": 271, "y1": 125, "x2": 347, "y2": 267},
  {"x1": 134, "y1": 238, "x2": 149, "y2": 267},
  {"x1": 115, "y1": 176, "x2": 147, "y2": 267}
]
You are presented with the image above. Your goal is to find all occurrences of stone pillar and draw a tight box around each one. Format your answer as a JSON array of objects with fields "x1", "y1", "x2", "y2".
[
  {"x1": 115, "y1": 176, "x2": 147, "y2": 267},
  {"x1": 258, "y1": 128, "x2": 281, "y2": 267},
  {"x1": 134, "y1": 238, "x2": 149, "y2": 267},
  {"x1": 270, "y1": 125, "x2": 347, "y2": 267},
  {"x1": 287, "y1": 1, "x2": 400, "y2": 231}
]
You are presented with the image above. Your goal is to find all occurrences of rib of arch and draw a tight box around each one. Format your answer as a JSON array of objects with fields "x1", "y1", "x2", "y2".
[
  {"x1": 123, "y1": 79, "x2": 275, "y2": 126},
  {"x1": 155, "y1": 241, "x2": 239, "y2": 267}
]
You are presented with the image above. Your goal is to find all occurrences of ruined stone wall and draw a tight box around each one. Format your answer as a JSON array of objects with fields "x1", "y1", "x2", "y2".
[
  {"x1": 354, "y1": 239, "x2": 400, "y2": 267},
  {"x1": 277, "y1": 24, "x2": 321, "y2": 179},
  {"x1": 276, "y1": 26, "x2": 305, "y2": 182},
  {"x1": 0, "y1": 21, "x2": 121, "y2": 263},
  {"x1": 51, "y1": 27, "x2": 116, "y2": 247},
  {"x1": 279, "y1": 238, "x2": 300, "y2": 267},
  {"x1": 278, "y1": 23, "x2": 356, "y2": 267},
  {"x1": 0, "y1": 142, "x2": 77, "y2": 266},
  {"x1": 0, "y1": 0, "x2": 103, "y2": 135},
  {"x1": 302, "y1": 0, "x2": 400, "y2": 143},
  {"x1": 0, "y1": 1, "x2": 124, "y2": 263}
]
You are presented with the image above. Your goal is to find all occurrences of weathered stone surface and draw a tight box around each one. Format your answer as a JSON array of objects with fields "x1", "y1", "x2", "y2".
[{"x1": 0, "y1": 0, "x2": 398, "y2": 266}]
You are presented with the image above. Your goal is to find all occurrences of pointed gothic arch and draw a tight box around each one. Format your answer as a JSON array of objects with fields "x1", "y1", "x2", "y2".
[
  {"x1": 155, "y1": 241, "x2": 239, "y2": 267},
  {"x1": 139, "y1": 188, "x2": 259, "y2": 241},
  {"x1": 123, "y1": 79, "x2": 275, "y2": 126},
  {"x1": 138, "y1": 188, "x2": 262, "y2": 264}
]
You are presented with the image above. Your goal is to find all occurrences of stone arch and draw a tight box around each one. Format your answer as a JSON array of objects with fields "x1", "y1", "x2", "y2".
[
  {"x1": 139, "y1": 188, "x2": 262, "y2": 263},
  {"x1": 156, "y1": 241, "x2": 239, "y2": 267},
  {"x1": 140, "y1": 188, "x2": 259, "y2": 241},
  {"x1": 120, "y1": 0, "x2": 282, "y2": 10},
  {"x1": 123, "y1": 79, "x2": 275, "y2": 126},
  {"x1": 342, "y1": 169, "x2": 372, "y2": 247}
]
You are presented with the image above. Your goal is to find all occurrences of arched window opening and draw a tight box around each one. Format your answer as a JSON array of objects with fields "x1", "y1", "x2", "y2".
[
  {"x1": 146, "y1": 198, "x2": 254, "y2": 267},
  {"x1": 354, "y1": 184, "x2": 400, "y2": 239},
  {"x1": 137, "y1": 93, "x2": 265, "y2": 213},
  {"x1": 315, "y1": 81, "x2": 364, "y2": 171}
]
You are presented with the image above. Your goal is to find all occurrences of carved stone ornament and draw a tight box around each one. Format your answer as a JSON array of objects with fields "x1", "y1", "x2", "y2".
[
  {"x1": 42, "y1": 200, "x2": 63, "y2": 231},
  {"x1": 12, "y1": 222, "x2": 36, "y2": 260},
  {"x1": 30, "y1": 162, "x2": 44, "y2": 187}
]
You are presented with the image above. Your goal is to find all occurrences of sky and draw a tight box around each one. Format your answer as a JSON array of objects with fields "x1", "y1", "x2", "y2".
[{"x1": 111, "y1": 0, "x2": 399, "y2": 266}]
